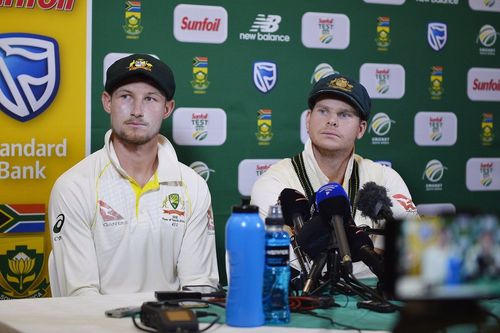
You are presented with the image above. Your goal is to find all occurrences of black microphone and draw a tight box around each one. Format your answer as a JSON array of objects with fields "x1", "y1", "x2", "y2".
[
  {"x1": 278, "y1": 188, "x2": 311, "y2": 277},
  {"x1": 302, "y1": 251, "x2": 328, "y2": 295},
  {"x1": 356, "y1": 182, "x2": 394, "y2": 223},
  {"x1": 278, "y1": 188, "x2": 311, "y2": 232},
  {"x1": 315, "y1": 183, "x2": 353, "y2": 274},
  {"x1": 345, "y1": 225, "x2": 384, "y2": 280}
]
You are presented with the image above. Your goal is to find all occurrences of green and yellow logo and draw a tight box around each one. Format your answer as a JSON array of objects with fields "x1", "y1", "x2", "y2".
[
  {"x1": 0, "y1": 239, "x2": 49, "y2": 299},
  {"x1": 481, "y1": 113, "x2": 494, "y2": 146},
  {"x1": 123, "y1": 1, "x2": 143, "y2": 39},
  {"x1": 191, "y1": 57, "x2": 210, "y2": 94},
  {"x1": 375, "y1": 16, "x2": 391, "y2": 51},
  {"x1": 429, "y1": 66, "x2": 444, "y2": 100},
  {"x1": 256, "y1": 109, "x2": 273, "y2": 146}
]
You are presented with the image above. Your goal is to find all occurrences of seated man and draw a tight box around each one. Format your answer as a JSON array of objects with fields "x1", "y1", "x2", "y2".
[
  {"x1": 251, "y1": 73, "x2": 418, "y2": 278},
  {"x1": 48, "y1": 54, "x2": 219, "y2": 296}
]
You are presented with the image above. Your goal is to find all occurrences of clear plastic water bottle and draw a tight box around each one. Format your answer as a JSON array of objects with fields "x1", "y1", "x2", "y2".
[
  {"x1": 263, "y1": 205, "x2": 291, "y2": 324},
  {"x1": 225, "y1": 203, "x2": 265, "y2": 327}
]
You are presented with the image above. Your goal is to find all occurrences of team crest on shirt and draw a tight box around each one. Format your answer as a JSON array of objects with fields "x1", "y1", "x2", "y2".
[{"x1": 161, "y1": 193, "x2": 186, "y2": 225}]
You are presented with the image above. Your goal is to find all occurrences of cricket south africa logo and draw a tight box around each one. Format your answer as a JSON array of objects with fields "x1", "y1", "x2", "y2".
[{"x1": 0, "y1": 33, "x2": 60, "y2": 122}]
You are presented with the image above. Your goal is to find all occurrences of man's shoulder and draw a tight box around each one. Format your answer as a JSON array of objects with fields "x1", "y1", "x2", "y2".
[{"x1": 53, "y1": 149, "x2": 107, "y2": 188}]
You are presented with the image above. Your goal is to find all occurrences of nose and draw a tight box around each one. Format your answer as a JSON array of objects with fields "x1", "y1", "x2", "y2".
[
  {"x1": 326, "y1": 117, "x2": 338, "y2": 127},
  {"x1": 130, "y1": 99, "x2": 144, "y2": 117}
]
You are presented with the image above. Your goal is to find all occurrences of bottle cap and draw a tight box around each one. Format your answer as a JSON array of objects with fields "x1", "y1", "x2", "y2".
[
  {"x1": 232, "y1": 204, "x2": 259, "y2": 213},
  {"x1": 265, "y1": 205, "x2": 285, "y2": 226}
]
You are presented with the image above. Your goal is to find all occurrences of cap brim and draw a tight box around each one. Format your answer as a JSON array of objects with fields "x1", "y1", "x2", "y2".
[{"x1": 309, "y1": 89, "x2": 365, "y2": 119}]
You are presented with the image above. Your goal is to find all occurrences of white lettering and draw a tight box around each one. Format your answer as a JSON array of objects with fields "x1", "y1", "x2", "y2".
[
  {"x1": 0, "y1": 138, "x2": 66, "y2": 157},
  {"x1": 0, "y1": 161, "x2": 46, "y2": 179}
]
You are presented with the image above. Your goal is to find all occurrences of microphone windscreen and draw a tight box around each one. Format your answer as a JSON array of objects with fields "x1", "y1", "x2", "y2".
[
  {"x1": 356, "y1": 181, "x2": 393, "y2": 220},
  {"x1": 278, "y1": 188, "x2": 311, "y2": 227},
  {"x1": 345, "y1": 225, "x2": 374, "y2": 262},
  {"x1": 295, "y1": 216, "x2": 331, "y2": 260},
  {"x1": 315, "y1": 183, "x2": 351, "y2": 222}
]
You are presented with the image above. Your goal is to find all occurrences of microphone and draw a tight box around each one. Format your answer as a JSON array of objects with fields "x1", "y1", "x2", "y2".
[
  {"x1": 356, "y1": 182, "x2": 394, "y2": 223},
  {"x1": 345, "y1": 225, "x2": 384, "y2": 280},
  {"x1": 278, "y1": 188, "x2": 311, "y2": 278},
  {"x1": 315, "y1": 183, "x2": 353, "y2": 274},
  {"x1": 302, "y1": 252, "x2": 328, "y2": 295},
  {"x1": 278, "y1": 188, "x2": 311, "y2": 232}
]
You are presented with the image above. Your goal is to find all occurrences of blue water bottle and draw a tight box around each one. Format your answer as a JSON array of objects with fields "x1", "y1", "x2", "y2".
[
  {"x1": 225, "y1": 203, "x2": 265, "y2": 327},
  {"x1": 263, "y1": 204, "x2": 291, "y2": 324}
]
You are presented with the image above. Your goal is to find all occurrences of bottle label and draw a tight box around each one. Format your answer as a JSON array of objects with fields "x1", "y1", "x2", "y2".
[{"x1": 265, "y1": 245, "x2": 289, "y2": 266}]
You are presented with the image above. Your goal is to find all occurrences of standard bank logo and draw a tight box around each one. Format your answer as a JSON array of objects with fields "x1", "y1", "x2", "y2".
[
  {"x1": 0, "y1": 33, "x2": 60, "y2": 122},
  {"x1": 427, "y1": 22, "x2": 447, "y2": 51},
  {"x1": 253, "y1": 62, "x2": 277, "y2": 93}
]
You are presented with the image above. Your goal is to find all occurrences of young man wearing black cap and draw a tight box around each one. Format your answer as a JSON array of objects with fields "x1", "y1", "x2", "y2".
[
  {"x1": 48, "y1": 54, "x2": 219, "y2": 296},
  {"x1": 251, "y1": 73, "x2": 418, "y2": 278}
]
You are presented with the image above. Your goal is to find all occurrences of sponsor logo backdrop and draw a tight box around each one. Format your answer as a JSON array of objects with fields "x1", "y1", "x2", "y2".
[
  {"x1": 0, "y1": 1, "x2": 87, "y2": 298},
  {"x1": 90, "y1": 1, "x2": 500, "y2": 285}
]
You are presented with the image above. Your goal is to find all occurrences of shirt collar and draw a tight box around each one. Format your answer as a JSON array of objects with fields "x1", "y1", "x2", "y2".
[
  {"x1": 104, "y1": 129, "x2": 182, "y2": 183},
  {"x1": 303, "y1": 138, "x2": 355, "y2": 190}
]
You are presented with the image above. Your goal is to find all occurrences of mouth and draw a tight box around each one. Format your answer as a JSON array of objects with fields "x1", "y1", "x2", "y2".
[{"x1": 125, "y1": 120, "x2": 147, "y2": 127}]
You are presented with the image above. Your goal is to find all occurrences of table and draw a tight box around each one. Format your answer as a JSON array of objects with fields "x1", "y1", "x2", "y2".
[
  {"x1": 0, "y1": 292, "x2": 390, "y2": 333},
  {"x1": 0, "y1": 291, "x2": 498, "y2": 333}
]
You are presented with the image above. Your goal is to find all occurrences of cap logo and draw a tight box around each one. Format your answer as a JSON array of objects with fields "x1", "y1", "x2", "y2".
[
  {"x1": 127, "y1": 58, "x2": 153, "y2": 72},
  {"x1": 327, "y1": 77, "x2": 353, "y2": 92}
]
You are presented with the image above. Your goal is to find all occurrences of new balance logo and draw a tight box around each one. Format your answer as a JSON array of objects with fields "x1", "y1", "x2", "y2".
[{"x1": 250, "y1": 14, "x2": 281, "y2": 33}]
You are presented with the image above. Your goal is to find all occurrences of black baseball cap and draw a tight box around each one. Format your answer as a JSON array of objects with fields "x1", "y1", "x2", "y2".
[
  {"x1": 104, "y1": 54, "x2": 176, "y2": 100},
  {"x1": 308, "y1": 73, "x2": 371, "y2": 120}
]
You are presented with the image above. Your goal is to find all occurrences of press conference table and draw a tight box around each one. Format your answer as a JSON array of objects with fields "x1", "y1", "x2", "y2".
[
  {"x1": 0, "y1": 292, "x2": 390, "y2": 333},
  {"x1": 0, "y1": 291, "x2": 499, "y2": 333}
]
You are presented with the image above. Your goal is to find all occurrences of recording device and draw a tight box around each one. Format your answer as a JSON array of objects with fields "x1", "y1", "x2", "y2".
[
  {"x1": 356, "y1": 182, "x2": 394, "y2": 223},
  {"x1": 140, "y1": 301, "x2": 198, "y2": 333}
]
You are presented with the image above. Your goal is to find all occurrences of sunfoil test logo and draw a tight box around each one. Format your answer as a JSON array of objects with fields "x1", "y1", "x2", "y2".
[{"x1": 0, "y1": 33, "x2": 60, "y2": 122}]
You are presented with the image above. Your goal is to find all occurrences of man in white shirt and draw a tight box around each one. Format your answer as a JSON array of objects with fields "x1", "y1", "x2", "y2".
[
  {"x1": 251, "y1": 73, "x2": 418, "y2": 278},
  {"x1": 48, "y1": 54, "x2": 219, "y2": 296}
]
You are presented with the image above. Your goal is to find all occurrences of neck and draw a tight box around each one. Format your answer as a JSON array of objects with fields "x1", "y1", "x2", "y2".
[
  {"x1": 311, "y1": 145, "x2": 353, "y2": 184},
  {"x1": 112, "y1": 135, "x2": 159, "y2": 187}
]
